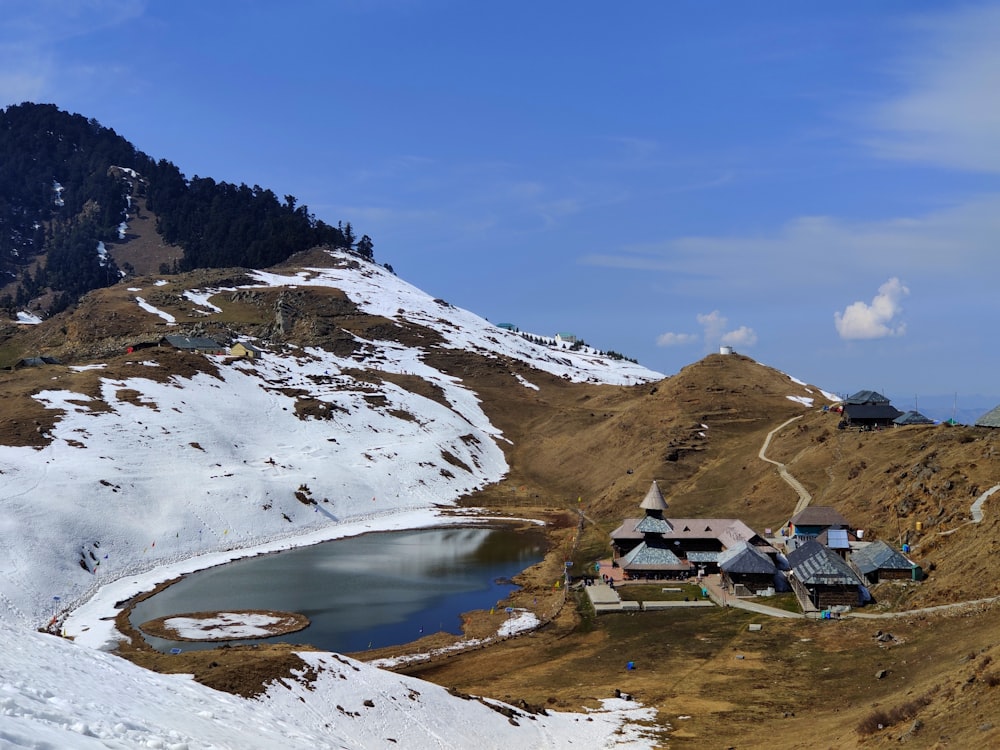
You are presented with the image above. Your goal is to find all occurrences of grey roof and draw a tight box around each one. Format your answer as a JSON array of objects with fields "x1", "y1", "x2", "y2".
[
  {"x1": 635, "y1": 515, "x2": 673, "y2": 534},
  {"x1": 685, "y1": 551, "x2": 720, "y2": 564},
  {"x1": 790, "y1": 506, "x2": 851, "y2": 529},
  {"x1": 163, "y1": 335, "x2": 223, "y2": 350},
  {"x1": 787, "y1": 540, "x2": 863, "y2": 586},
  {"x1": 843, "y1": 403, "x2": 903, "y2": 421},
  {"x1": 620, "y1": 542, "x2": 690, "y2": 571},
  {"x1": 851, "y1": 540, "x2": 914, "y2": 575},
  {"x1": 639, "y1": 481, "x2": 668, "y2": 512},
  {"x1": 894, "y1": 410, "x2": 935, "y2": 426},
  {"x1": 975, "y1": 404, "x2": 1000, "y2": 428},
  {"x1": 718, "y1": 541, "x2": 776, "y2": 575},
  {"x1": 15, "y1": 356, "x2": 62, "y2": 367},
  {"x1": 843, "y1": 390, "x2": 891, "y2": 405},
  {"x1": 611, "y1": 517, "x2": 761, "y2": 549}
]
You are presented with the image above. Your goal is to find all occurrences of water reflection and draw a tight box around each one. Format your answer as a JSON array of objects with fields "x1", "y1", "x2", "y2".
[{"x1": 130, "y1": 526, "x2": 545, "y2": 654}]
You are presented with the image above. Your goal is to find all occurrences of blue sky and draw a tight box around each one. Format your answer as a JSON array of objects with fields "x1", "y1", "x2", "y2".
[{"x1": 3, "y1": 1, "x2": 999, "y2": 406}]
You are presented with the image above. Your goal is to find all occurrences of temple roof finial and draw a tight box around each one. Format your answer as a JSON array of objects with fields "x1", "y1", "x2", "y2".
[{"x1": 639, "y1": 480, "x2": 668, "y2": 512}]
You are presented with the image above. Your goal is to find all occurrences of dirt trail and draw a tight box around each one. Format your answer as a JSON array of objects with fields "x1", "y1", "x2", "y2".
[{"x1": 758, "y1": 415, "x2": 811, "y2": 516}]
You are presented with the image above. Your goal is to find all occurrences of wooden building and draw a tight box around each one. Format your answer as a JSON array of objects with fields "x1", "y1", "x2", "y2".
[
  {"x1": 849, "y1": 540, "x2": 919, "y2": 584},
  {"x1": 786, "y1": 540, "x2": 866, "y2": 610}
]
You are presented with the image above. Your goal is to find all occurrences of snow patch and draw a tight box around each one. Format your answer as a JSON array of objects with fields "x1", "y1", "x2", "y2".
[{"x1": 135, "y1": 296, "x2": 176, "y2": 323}]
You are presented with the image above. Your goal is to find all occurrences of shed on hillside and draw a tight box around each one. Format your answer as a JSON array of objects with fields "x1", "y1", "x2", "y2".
[
  {"x1": 850, "y1": 540, "x2": 919, "y2": 584},
  {"x1": 786, "y1": 540, "x2": 866, "y2": 610},
  {"x1": 230, "y1": 342, "x2": 264, "y2": 360},
  {"x1": 719, "y1": 541, "x2": 780, "y2": 595},
  {"x1": 838, "y1": 390, "x2": 902, "y2": 429},
  {"x1": 894, "y1": 410, "x2": 935, "y2": 426},
  {"x1": 12, "y1": 356, "x2": 62, "y2": 369}
]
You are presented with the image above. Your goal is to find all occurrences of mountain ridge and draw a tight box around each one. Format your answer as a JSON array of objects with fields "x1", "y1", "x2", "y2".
[{"x1": 2, "y1": 104, "x2": 1000, "y2": 748}]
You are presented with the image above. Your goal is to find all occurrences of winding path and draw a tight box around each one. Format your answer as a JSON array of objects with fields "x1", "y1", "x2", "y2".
[
  {"x1": 758, "y1": 415, "x2": 811, "y2": 516},
  {"x1": 755, "y1": 414, "x2": 1000, "y2": 620}
]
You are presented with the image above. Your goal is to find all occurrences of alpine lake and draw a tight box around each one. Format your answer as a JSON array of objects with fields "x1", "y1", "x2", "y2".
[{"x1": 128, "y1": 525, "x2": 547, "y2": 655}]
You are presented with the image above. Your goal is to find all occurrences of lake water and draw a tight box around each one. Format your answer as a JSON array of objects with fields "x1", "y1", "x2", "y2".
[{"x1": 129, "y1": 525, "x2": 546, "y2": 654}]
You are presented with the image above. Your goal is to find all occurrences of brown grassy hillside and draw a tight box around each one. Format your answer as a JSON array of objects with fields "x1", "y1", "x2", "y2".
[{"x1": 3, "y1": 263, "x2": 1000, "y2": 748}]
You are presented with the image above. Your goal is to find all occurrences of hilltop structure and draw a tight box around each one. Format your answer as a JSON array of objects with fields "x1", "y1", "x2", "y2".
[
  {"x1": 836, "y1": 390, "x2": 903, "y2": 430},
  {"x1": 894, "y1": 410, "x2": 935, "y2": 426}
]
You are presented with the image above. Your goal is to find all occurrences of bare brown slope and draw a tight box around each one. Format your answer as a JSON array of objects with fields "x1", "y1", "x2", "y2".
[
  {"x1": 454, "y1": 352, "x2": 822, "y2": 530},
  {"x1": 765, "y1": 410, "x2": 1000, "y2": 607}
]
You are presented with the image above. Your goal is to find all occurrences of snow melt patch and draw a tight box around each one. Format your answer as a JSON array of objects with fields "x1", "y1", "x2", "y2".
[
  {"x1": 497, "y1": 608, "x2": 539, "y2": 636},
  {"x1": 514, "y1": 372, "x2": 540, "y2": 390},
  {"x1": 183, "y1": 289, "x2": 223, "y2": 313},
  {"x1": 787, "y1": 395, "x2": 814, "y2": 407},
  {"x1": 16, "y1": 311, "x2": 41, "y2": 324},
  {"x1": 134, "y1": 296, "x2": 176, "y2": 323},
  {"x1": 164, "y1": 612, "x2": 285, "y2": 639}
]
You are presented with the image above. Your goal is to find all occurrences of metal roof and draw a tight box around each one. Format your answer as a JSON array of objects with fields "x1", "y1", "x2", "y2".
[
  {"x1": 894, "y1": 410, "x2": 934, "y2": 426},
  {"x1": 787, "y1": 540, "x2": 863, "y2": 586},
  {"x1": 620, "y1": 542, "x2": 690, "y2": 571},
  {"x1": 612, "y1": 517, "x2": 760, "y2": 546},
  {"x1": 843, "y1": 390, "x2": 890, "y2": 405},
  {"x1": 976, "y1": 404, "x2": 1000, "y2": 428},
  {"x1": 635, "y1": 515, "x2": 673, "y2": 534},
  {"x1": 843, "y1": 403, "x2": 903, "y2": 421},
  {"x1": 851, "y1": 540, "x2": 914, "y2": 574},
  {"x1": 685, "y1": 551, "x2": 720, "y2": 563},
  {"x1": 163, "y1": 335, "x2": 223, "y2": 350},
  {"x1": 718, "y1": 541, "x2": 776, "y2": 575},
  {"x1": 789, "y1": 506, "x2": 851, "y2": 528},
  {"x1": 639, "y1": 481, "x2": 668, "y2": 511}
]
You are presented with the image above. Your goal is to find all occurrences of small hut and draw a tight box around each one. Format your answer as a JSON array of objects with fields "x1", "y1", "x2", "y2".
[
  {"x1": 893, "y1": 410, "x2": 934, "y2": 426},
  {"x1": 850, "y1": 540, "x2": 919, "y2": 584},
  {"x1": 719, "y1": 541, "x2": 779, "y2": 595},
  {"x1": 786, "y1": 540, "x2": 866, "y2": 610},
  {"x1": 230, "y1": 342, "x2": 264, "y2": 360}
]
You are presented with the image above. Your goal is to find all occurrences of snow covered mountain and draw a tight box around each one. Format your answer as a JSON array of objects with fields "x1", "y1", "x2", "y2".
[{"x1": 0, "y1": 249, "x2": 665, "y2": 748}]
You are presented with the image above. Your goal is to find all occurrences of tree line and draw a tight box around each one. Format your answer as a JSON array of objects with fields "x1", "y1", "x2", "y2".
[{"x1": 0, "y1": 102, "x2": 373, "y2": 316}]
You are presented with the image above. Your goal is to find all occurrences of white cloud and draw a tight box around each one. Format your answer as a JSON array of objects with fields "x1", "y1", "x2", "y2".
[
  {"x1": 657, "y1": 311, "x2": 756, "y2": 350},
  {"x1": 656, "y1": 331, "x2": 697, "y2": 347},
  {"x1": 721, "y1": 326, "x2": 758, "y2": 347},
  {"x1": 865, "y1": 5, "x2": 1000, "y2": 173},
  {"x1": 834, "y1": 277, "x2": 909, "y2": 340},
  {"x1": 695, "y1": 310, "x2": 727, "y2": 344}
]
